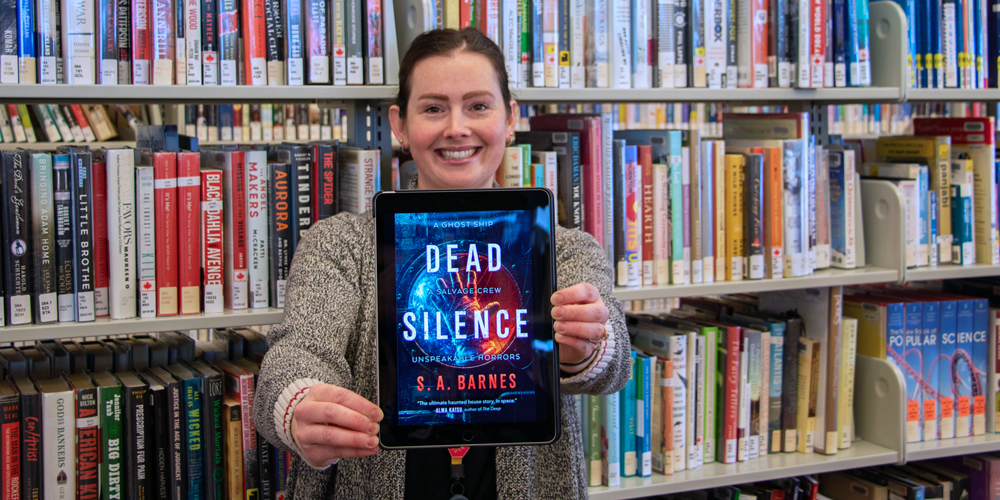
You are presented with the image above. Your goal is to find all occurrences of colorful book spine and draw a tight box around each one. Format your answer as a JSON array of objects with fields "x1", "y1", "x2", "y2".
[
  {"x1": 624, "y1": 145, "x2": 640, "y2": 287},
  {"x1": 17, "y1": 0, "x2": 34, "y2": 83},
  {"x1": 53, "y1": 155, "x2": 74, "y2": 322},
  {"x1": 92, "y1": 156, "x2": 108, "y2": 316},
  {"x1": 725, "y1": 154, "x2": 744, "y2": 281},
  {"x1": 364, "y1": 0, "x2": 382, "y2": 84},
  {"x1": 972, "y1": 298, "x2": 988, "y2": 435},
  {"x1": 639, "y1": 354, "x2": 652, "y2": 476},
  {"x1": 201, "y1": 168, "x2": 223, "y2": 313},
  {"x1": 246, "y1": 150, "x2": 269, "y2": 309},
  {"x1": 71, "y1": 152, "x2": 94, "y2": 321},
  {"x1": 241, "y1": 0, "x2": 267, "y2": 84},
  {"x1": 200, "y1": 0, "x2": 217, "y2": 84},
  {"x1": 218, "y1": 0, "x2": 237, "y2": 85},
  {"x1": 154, "y1": 152, "x2": 178, "y2": 316},
  {"x1": 150, "y1": 0, "x2": 174, "y2": 85},
  {"x1": 131, "y1": 0, "x2": 150, "y2": 84},
  {"x1": 177, "y1": 152, "x2": 201, "y2": 314},
  {"x1": 620, "y1": 350, "x2": 637, "y2": 477},
  {"x1": 136, "y1": 166, "x2": 156, "y2": 318}
]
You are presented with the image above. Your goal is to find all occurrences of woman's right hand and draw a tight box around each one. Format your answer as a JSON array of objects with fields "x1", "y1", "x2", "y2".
[{"x1": 290, "y1": 383, "x2": 384, "y2": 468}]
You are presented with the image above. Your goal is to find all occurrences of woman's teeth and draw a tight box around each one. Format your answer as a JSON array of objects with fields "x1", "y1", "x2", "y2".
[{"x1": 440, "y1": 148, "x2": 476, "y2": 160}]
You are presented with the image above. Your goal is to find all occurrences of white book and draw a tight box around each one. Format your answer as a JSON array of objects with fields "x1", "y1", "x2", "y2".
[
  {"x1": 797, "y1": 0, "x2": 810, "y2": 87},
  {"x1": 653, "y1": 164, "x2": 669, "y2": 285},
  {"x1": 0, "y1": 107, "x2": 14, "y2": 142},
  {"x1": 49, "y1": 105, "x2": 74, "y2": 142},
  {"x1": 692, "y1": 335, "x2": 706, "y2": 469},
  {"x1": 631, "y1": 0, "x2": 649, "y2": 88},
  {"x1": 503, "y1": 0, "x2": 519, "y2": 87},
  {"x1": 40, "y1": 382, "x2": 75, "y2": 500},
  {"x1": 655, "y1": 0, "x2": 673, "y2": 87},
  {"x1": 610, "y1": 0, "x2": 631, "y2": 88},
  {"x1": 338, "y1": 147, "x2": 380, "y2": 214},
  {"x1": 105, "y1": 149, "x2": 137, "y2": 320},
  {"x1": 571, "y1": 0, "x2": 585, "y2": 87},
  {"x1": 246, "y1": 150, "x2": 269, "y2": 309},
  {"x1": 670, "y1": 334, "x2": 687, "y2": 472},
  {"x1": 704, "y1": 0, "x2": 726, "y2": 88},
  {"x1": 943, "y1": 3, "x2": 958, "y2": 87},
  {"x1": 736, "y1": 0, "x2": 751, "y2": 87},
  {"x1": 136, "y1": 166, "x2": 156, "y2": 318},
  {"x1": 186, "y1": 0, "x2": 202, "y2": 84}
]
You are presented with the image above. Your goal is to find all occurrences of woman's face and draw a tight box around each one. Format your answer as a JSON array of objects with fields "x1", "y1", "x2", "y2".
[{"x1": 389, "y1": 50, "x2": 517, "y2": 190}]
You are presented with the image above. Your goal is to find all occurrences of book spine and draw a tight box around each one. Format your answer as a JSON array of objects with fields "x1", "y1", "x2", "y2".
[
  {"x1": 669, "y1": 140, "x2": 684, "y2": 285},
  {"x1": 313, "y1": 145, "x2": 337, "y2": 222},
  {"x1": 238, "y1": 376, "x2": 259, "y2": 498},
  {"x1": 105, "y1": 150, "x2": 136, "y2": 319},
  {"x1": 2, "y1": 151, "x2": 32, "y2": 325},
  {"x1": 640, "y1": 356, "x2": 653, "y2": 475},
  {"x1": 61, "y1": 0, "x2": 95, "y2": 83},
  {"x1": 346, "y1": 0, "x2": 362, "y2": 84},
  {"x1": 20, "y1": 390, "x2": 40, "y2": 499},
  {"x1": 0, "y1": 394, "x2": 19, "y2": 499},
  {"x1": 610, "y1": 0, "x2": 630, "y2": 87},
  {"x1": 921, "y1": 302, "x2": 941, "y2": 440},
  {"x1": 200, "y1": 0, "x2": 216, "y2": 84},
  {"x1": 290, "y1": 147, "x2": 313, "y2": 245},
  {"x1": 688, "y1": 141, "x2": 702, "y2": 283},
  {"x1": 70, "y1": 153, "x2": 95, "y2": 322},
  {"x1": 154, "y1": 153, "x2": 178, "y2": 316},
  {"x1": 223, "y1": 152, "x2": 248, "y2": 310},
  {"x1": 204, "y1": 374, "x2": 224, "y2": 500},
  {"x1": 973, "y1": 298, "x2": 989, "y2": 435},
  {"x1": 543, "y1": 0, "x2": 558, "y2": 86},
  {"x1": 640, "y1": 148, "x2": 653, "y2": 285},
  {"x1": 114, "y1": 0, "x2": 129, "y2": 83},
  {"x1": 223, "y1": 401, "x2": 243, "y2": 499},
  {"x1": 601, "y1": 392, "x2": 620, "y2": 486},
  {"x1": 620, "y1": 352, "x2": 637, "y2": 477},
  {"x1": 127, "y1": 384, "x2": 149, "y2": 500},
  {"x1": 16, "y1": 0, "x2": 34, "y2": 83},
  {"x1": 150, "y1": 0, "x2": 174, "y2": 85},
  {"x1": 246, "y1": 150, "x2": 269, "y2": 308},
  {"x1": 177, "y1": 153, "x2": 201, "y2": 314},
  {"x1": 30, "y1": 153, "x2": 56, "y2": 323},
  {"x1": 164, "y1": 380, "x2": 183, "y2": 500},
  {"x1": 329, "y1": 0, "x2": 344, "y2": 85},
  {"x1": 993, "y1": 308, "x2": 1000, "y2": 433},
  {"x1": 241, "y1": 0, "x2": 266, "y2": 84},
  {"x1": 693, "y1": 337, "x2": 706, "y2": 466},
  {"x1": 364, "y1": 0, "x2": 382, "y2": 84},
  {"x1": 704, "y1": 0, "x2": 723, "y2": 88},
  {"x1": 623, "y1": 147, "x2": 640, "y2": 287},
  {"x1": 745, "y1": 154, "x2": 764, "y2": 279},
  {"x1": 53, "y1": 155, "x2": 75, "y2": 322},
  {"x1": 49, "y1": 105, "x2": 73, "y2": 142},
  {"x1": 97, "y1": 384, "x2": 122, "y2": 500},
  {"x1": 201, "y1": 169, "x2": 223, "y2": 313},
  {"x1": 725, "y1": 154, "x2": 744, "y2": 281},
  {"x1": 268, "y1": 162, "x2": 291, "y2": 308},
  {"x1": 182, "y1": 380, "x2": 202, "y2": 498},
  {"x1": 652, "y1": 164, "x2": 669, "y2": 286},
  {"x1": 136, "y1": 166, "x2": 156, "y2": 318},
  {"x1": 629, "y1": 0, "x2": 648, "y2": 87},
  {"x1": 670, "y1": 336, "x2": 687, "y2": 471},
  {"x1": 218, "y1": 0, "x2": 237, "y2": 85},
  {"x1": 655, "y1": 0, "x2": 672, "y2": 88},
  {"x1": 264, "y1": 0, "x2": 283, "y2": 84},
  {"x1": 76, "y1": 386, "x2": 99, "y2": 500},
  {"x1": 36, "y1": 0, "x2": 56, "y2": 83},
  {"x1": 95, "y1": 0, "x2": 114, "y2": 84},
  {"x1": 131, "y1": 0, "x2": 150, "y2": 84},
  {"x1": 42, "y1": 390, "x2": 75, "y2": 499}
]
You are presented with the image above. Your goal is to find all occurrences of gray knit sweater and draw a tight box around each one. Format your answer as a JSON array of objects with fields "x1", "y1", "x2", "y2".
[{"x1": 254, "y1": 204, "x2": 631, "y2": 499}]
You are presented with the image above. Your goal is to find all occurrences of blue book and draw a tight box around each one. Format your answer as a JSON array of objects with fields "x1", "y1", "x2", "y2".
[
  {"x1": 904, "y1": 301, "x2": 925, "y2": 442},
  {"x1": 929, "y1": 191, "x2": 939, "y2": 266},
  {"x1": 834, "y1": 0, "x2": 848, "y2": 87},
  {"x1": 167, "y1": 365, "x2": 205, "y2": 500},
  {"x1": 531, "y1": 0, "x2": 543, "y2": 87},
  {"x1": 533, "y1": 163, "x2": 544, "y2": 188},
  {"x1": 667, "y1": 130, "x2": 684, "y2": 285},
  {"x1": 956, "y1": 298, "x2": 975, "y2": 436},
  {"x1": 921, "y1": 299, "x2": 941, "y2": 440},
  {"x1": 15, "y1": 0, "x2": 30, "y2": 82},
  {"x1": 974, "y1": 0, "x2": 984, "y2": 87},
  {"x1": 891, "y1": 0, "x2": 916, "y2": 85},
  {"x1": 620, "y1": 350, "x2": 637, "y2": 477},
  {"x1": 939, "y1": 300, "x2": 958, "y2": 439},
  {"x1": 284, "y1": 0, "x2": 303, "y2": 86},
  {"x1": 828, "y1": 149, "x2": 852, "y2": 268},
  {"x1": 601, "y1": 392, "x2": 621, "y2": 486},
  {"x1": 972, "y1": 297, "x2": 989, "y2": 435},
  {"x1": 846, "y1": 0, "x2": 862, "y2": 87},
  {"x1": 217, "y1": 105, "x2": 234, "y2": 140},
  {"x1": 917, "y1": 165, "x2": 930, "y2": 266},
  {"x1": 931, "y1": 0, "x2": 944, "y2": 87},
  {"x1": 856, "y1": 0, "x2": 872, "y2": 85},
  {"x1": 916, "y1": 0, "x2": 928, "y2": 87},
  {"x1": 990, "y1": 0, "x2": 1000, "y2": 87},
  {"x1": 638, "y1": 354, "x2": 652, "y2": 477}
]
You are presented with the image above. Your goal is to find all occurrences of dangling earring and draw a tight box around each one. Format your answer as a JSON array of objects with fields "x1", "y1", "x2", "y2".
[
  {"x1": 505, "y1": 135, "x2": 513, "y2": 146},
  {"x1": 401, "y1": 145, "x2": 410, "y2": 154}
]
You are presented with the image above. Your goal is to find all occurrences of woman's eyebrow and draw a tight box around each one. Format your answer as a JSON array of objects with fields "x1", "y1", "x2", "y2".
[{"x1": 415, "y1": 91, "x2": 495, "y2": 101}]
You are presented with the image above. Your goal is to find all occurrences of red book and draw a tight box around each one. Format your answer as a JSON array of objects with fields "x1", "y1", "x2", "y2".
[
  {"x1": 68, "y1": 105, "x2": 96, "y2": 140},
  {"x1": 639, "y1": 145, "x2": 654, "y2": 286},
  {"x1": 528, "y1": 114, "x2": 604, "y2": 248},
  {"x1": 153, "y1": 152, "x2": 178, "y2": 316},
  {"x1": 809, "y1": 0, "x2": 825, "y2": 87},
  {"x1": 92, "y1": 159, "x2": 109, "y2": 317},
  {"x1": 224, "y1": 151, "x2": 248, "y2": 310},
  {"x1": 460, "y1": 0, "x2": 472, "y2": 28},
  {"x1": 201, "y1": 169, "x2": 224, "y2": 313},
  {"x1": 751, "y1": 0, "x2": 768, "y2": 88},
  {"x1": 177, "y1": 152, "x2": 201, "y2": 315},
  {"x1": 0, "y1": 380, "x2": 19, "y2": 500},
  {"x1": 703, "y1": 321, "x2": 742, "y2": 464},
  {"x1": 240, "y1": 0, "x2": 267, "y2": 85},
  {"x1": 311, "y1": 143, "x2": 337, "y2": 222},
  {"x1": 131, "y1": 0, "x2": 151, "y2": 85}
]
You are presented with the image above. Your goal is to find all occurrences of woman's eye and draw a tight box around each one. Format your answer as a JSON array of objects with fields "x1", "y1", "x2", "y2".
[
  {"x1": 471, "y1": 103, "x2": 489, "y2": 111},
  {"x1": 424, "y1": 106, "x2": 442, "y2": 113}
]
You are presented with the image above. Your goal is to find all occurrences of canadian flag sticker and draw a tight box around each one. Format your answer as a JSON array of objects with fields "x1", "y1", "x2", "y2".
[{"x1": 236, "y1": 270, "x2": 248, "y2": 282}]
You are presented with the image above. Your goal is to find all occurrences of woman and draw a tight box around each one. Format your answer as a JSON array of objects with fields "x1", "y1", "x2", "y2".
[{"x1": 254, "y1": 28, "x2": 631, "y2": 499}]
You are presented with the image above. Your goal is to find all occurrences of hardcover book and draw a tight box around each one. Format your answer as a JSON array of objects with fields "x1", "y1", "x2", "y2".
[{"x1": 201, "y1": 168, "x2": 224, "y2": 313}]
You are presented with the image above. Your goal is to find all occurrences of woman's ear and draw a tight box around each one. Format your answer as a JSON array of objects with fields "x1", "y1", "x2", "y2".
[
  {"x1": 388, "y1": 105, "x2": 407, "y2": 148},
  {"x1": 507, "y1": 100, "x2": 518, "y2": 136}
]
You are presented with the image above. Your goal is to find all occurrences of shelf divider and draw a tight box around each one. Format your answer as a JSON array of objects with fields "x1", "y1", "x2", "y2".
[
  {"x1": 854, "y1": 355, "x2": 906, "y2": 464},
  {"x1": 861, "y1": 179, "x2": 907, "y2": 283}
]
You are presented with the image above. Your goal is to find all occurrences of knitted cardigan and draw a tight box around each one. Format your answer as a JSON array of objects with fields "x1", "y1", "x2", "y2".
[{"x1": 254, "y1": 197, "x2": 631, "y2": 499}]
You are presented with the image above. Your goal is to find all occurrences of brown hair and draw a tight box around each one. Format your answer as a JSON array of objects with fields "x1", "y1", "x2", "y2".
[{"x1": 395, "y1": 28, "x2": 513, "y2": 119}]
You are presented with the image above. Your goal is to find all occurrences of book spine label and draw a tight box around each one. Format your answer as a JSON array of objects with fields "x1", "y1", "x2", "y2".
[
  {"x1": 201, "y1": 169, "x2": 223, "y2": 312},
  {"x1": 218, "y1": 0, "x2": 237, "y2": 85},
  {"x1": 178, "y1": 153, "x2": 201, "y2": 314},
  {"x1": 241, "y1": 0, "x2": 266, "y2": 84},
  {"x1": 246, "y1": 151, "x2": 269, "y2": 308},
  {"x1": 268, "y1": 162, "x2": 291, "y2": 308},
  {"x1": 54, "y1": 155, "x2": 75, "y2": 322},
  {"x1": 131, "y1": 0, "x2": 150, "y2": 84},
  {"x1": 42, "y1": 391, "x2": 75, "y2": 498},
  {"x1": 30, "y1": 153, "x2": 57, "y2": 323},
  {"x1": 105, "y1": 151, "x2": 136, "y2": 319},
  {"x1": 154, "y1": 153, "x2": 178, "y2": 315},
  {"x1": 136, "y1": 167, "x2": 156, "y2": 318},
  {"x1": 305, "y1": 0, "x2": 330, "y2": 84}
]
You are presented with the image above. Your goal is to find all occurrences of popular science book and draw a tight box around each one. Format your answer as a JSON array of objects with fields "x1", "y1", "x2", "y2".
[{"x1": 393, "y1": 210, "x2": 540, "y2": 426}]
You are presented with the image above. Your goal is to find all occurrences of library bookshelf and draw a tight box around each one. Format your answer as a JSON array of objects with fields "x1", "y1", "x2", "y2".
[{"x1": 1, "y1": 0, "x2": 1000, "y2": 498}]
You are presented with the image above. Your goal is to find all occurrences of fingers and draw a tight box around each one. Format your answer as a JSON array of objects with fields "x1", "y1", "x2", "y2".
[
  {"x1": 551, "y1": 303, "x2": 609, "y2": 324},
  {"x1": 295, "y1": 400, "x2": 381, "y2": 434},
  {"x1": 296, "y1": 422, "x2": 381, "y2": 450},
  {"x1": 551, "y1": 283, "x2": 601, "y2": 306},
  {"x1": 298, "y1": 440, "x2": 381, "y2": 467},
  {"x1": 307, "y1": 384, "x2": 384, "y2": 422},
  {"x1": 553, "y1": 318, "x2": 606, "y2": 342},
  {"x1": 555, "y1": 332, "x2": 597, "y2": 354}
]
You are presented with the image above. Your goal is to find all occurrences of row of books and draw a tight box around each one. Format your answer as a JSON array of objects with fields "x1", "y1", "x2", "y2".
[
  {"x1": 175, "y1": 103, "x2": 351, "y2": 144},
  {"x1": 437, "y1": 0, "x2": 875, "y2": 89},
  {"x1": 0, "y1": 328, "x2": 287, "y2": 500},
  {"x1": 817, "y1": 459, "x2": 1000, "y2": 500},
  {"x1": 0, "y1": 103, "x2": 119, "y2": 144},
  {"x1": 645, "y1": 475, "x2": 822, "y2": 499},
  {"x1": 0, "y1": 134, "x2": 380, "y2": 326},
  {"x1": 0, "y1": 0, "x2": 396, "y2": 86},
  {"x1": 898, "y1": 0, "x2": 996, "y2": 88},
  {"x1": 586, "y1": 287, "x2": 857, "y2": 487},
  {"x1": 826, "y1": 102, "x2": 993, "y2": 137}
]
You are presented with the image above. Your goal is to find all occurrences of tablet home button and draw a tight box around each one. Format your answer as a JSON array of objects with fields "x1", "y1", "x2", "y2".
[{"x1": 462, "y1": 430, "x2": 474, "y2": 442}]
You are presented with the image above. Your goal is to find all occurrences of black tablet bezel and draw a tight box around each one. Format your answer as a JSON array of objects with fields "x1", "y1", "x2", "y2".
[{"x1": 374, "y1": 188, "x2": 561, "y2": 449}]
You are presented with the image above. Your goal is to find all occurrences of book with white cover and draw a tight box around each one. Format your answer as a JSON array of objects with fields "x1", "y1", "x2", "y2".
[
  {"x1": 136, "y1": 165, "x2": 156, "y2": 318},
  {"x1": 39, "y1": 378, "x2": 75, "y2": 500},
  {"x1": 104, "y1": 148, "x2": 137, "y2": 319},
  {"x1": 60, "y1": 0, "x2": 94, "y2": 83},
  {"x1": 245, "y1": 150, "x2": 269, "y2": 308}
]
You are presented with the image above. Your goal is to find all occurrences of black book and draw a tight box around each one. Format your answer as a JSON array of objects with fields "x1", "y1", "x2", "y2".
[
  {"x1": 264, "y1": 0, "x2": 284, "y2": 82},
  {"x1": 0, "y1": 0, "x2": 16, "y2": 81},
  {"x1": 267, "y1": 161, "x2": 292, "y2": 308},
  {"x1": 136, "y1": 125, "x2": 180, "y2": 153},
  {"x1": 116, "y1": 337, "x2": 150, "y2": 371},
  {"x1": 65, "y1": 371, "x2": 99, "y2": 499},
  {"x1": 29, "y1": 151, "x2": 56, "y2": 323},
  {"x1": 310, "y1": 141, "x2": 338, "y2": 222},
  {"x1": 151, "y1": 333, "x2": 180, "y2": 366},
  {"x1": 280, "y1": 143, "x2": 313, "y2": 246},
  {"x1": 79, "y1": 341, "x2": 114, "y2": 373},
  {"x1": 70, "y1": 149, "x2": 95, "y2": 322},
  {"x1": 744, "y1": 153, "x2": 764, "y2": 279},
  {"x1": 53, "y1": 153, "x2": 76, "y2": 322},
  {"x1": 726, "y1": 0, "x2": 737, "y2": 87},
  {"x1": 2, "y1": 150, "x2": 32, "y2": 326},
  {"x1": 133, "y1": 336, "x2": 170, "y2": 368},
  {"x1": 165, "y1": 362, "x2": 203, "y2": 499},
  {"x1": 36, "y1": 340, "x2": 69, "y2": 376},
  {"x1": 189, "y1": 360, "x2": 225, "y2": 500},
  {"x1": 780, "y1": 315, "x2": 801, "y2": 452},
  {"x1": 138, "y1": 368, "x2": 170, "y2": 500},
  {"x1": 97, "y1": 0, "x2": 115, "y2": 85},
  {"x1": 211, "y1": 328, "x2": 244, "y2": 361},
  {"x1": 11, "y1": 375, "x2": 39, "y2": 500},
  {"x1": 116, "y1": 370, "x2": 150, "y2": 500},
  {"x1": 513, "y1": 131, "x2": 582, "y2": 229},
  {"x1": 345, "y1": 0, "x2": 362, "y2": 84},
  {"x1": 611, "y1": 140, "x2": 626, "y2": 285},
  {"x1": 675, "y1": 0, "x2": 688, "y2": 85},
  {"x1": 0, "y1": 378, "x2": 19, "y2": 495},
  {"x1": 195, "y1": 339, "x2": 228, "y2": 363},
  {"x1": 105, "y1": 341, "x2": 132, "y2": 373},
  {"x1": 115, "y1": 0, "x2": 130, "y2": 84},
  {"x1": 232, "y1": 327, "x2": 267, "y2": 363},
  {"x1": 160, "y1": 331, "x2": 195, "y2": 363},
  {"x1": 147, "y1": 365, "x2": 185, "y2": 500},
  {"x1": 20, "y1": 347, "x2": 51, "y2": 381},
  {"x1": 237, "y1": 358, "x2": 273, "y2": 500},
  {"x1": 201, "y1": 0, "x2": 218, "y2": 85},
  {"x1": 61, "y1": 340, "x2": 88, "y2": 374},
  {"x1": 205, "y1": 104, "x2": 218, "y2": 141},
  {"x1": 769, "y1": 0, "x2": 788, "y2": 87}
]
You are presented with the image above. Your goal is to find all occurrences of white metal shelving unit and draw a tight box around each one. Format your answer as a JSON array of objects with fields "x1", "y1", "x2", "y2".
[
  {"x1": 904, "y1": 264, "x2": 1000, "y2": 282},
  {"x1": 0, "y1": 84, "x2": 400, "y2": 103}
]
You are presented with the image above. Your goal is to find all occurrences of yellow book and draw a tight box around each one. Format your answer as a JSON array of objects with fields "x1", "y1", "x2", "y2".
[
  {"x1": 444, "y1": 0, "x2": 459, "y2": 29},
  {"x1": 15, "y1": 104, "x2": 36, "y2": 143},
  {"x1": 714, "y1": 142, "x2": 727, "y2": 281},
  {"x1": 843, "y1": 299, "x2": 888, "y2": 359},
  {"x1": 797, "y1": 338, "x2": 818, "y2": 454},
  {"x1": 223, "y1": 397, "x2": 244, "y2": 500},
  {"x1": 838, "y1": 317, "x2": 858, "y2": 449},
  {"x1": 875, "y1": 136, "x2": 953, "y2": 263},
  {"x1": 725, "y1": 154, "x2": 745, "y2": 281}
]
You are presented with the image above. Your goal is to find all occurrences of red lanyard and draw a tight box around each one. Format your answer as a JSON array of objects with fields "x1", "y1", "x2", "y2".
[{"x1": 448, "y1": 447, "x2": 470, "y2": 499}]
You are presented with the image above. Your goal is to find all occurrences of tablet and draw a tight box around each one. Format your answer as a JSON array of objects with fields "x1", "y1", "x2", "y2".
[{"x1": 374, "y1": 188, "x2": 561, "y2": 449}]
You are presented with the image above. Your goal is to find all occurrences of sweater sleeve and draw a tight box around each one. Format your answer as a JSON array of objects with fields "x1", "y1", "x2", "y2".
[
  {"x1": 253, "y1": 214, "x2": 369, "y2": 454},
  {"x1": 554, "y1": 227, "x2": 632, "y2": 396}
]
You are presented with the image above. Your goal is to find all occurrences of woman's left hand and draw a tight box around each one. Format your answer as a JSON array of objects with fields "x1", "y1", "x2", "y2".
[{"x1": 551, "y1": 283, "x2": 610, "y2": 374}]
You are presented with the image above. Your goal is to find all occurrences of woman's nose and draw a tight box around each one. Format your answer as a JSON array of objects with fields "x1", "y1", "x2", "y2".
[{"x1": 444, "y1": 112, "x2": 471, "y2": 138}]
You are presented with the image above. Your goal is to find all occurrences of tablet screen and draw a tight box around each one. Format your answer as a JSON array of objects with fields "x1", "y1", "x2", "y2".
[{"x1": 376, "y1": 188, "x2": 560, "y2": 448}]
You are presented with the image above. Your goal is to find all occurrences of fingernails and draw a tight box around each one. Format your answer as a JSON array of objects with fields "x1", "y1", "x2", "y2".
[
  {"x1": 551, "y1": 306, "x2": 564, "y2": 319},
  {"x1": 553, "y1": 321, "x2": 565, "y2": 332},
  {"x1": 372, "y1": 408, "x2": 384, "y2": 421},
  {"x1": 368, "y1": 436, "x2": 379, "y2": 447},
  {"x1": 369, "y1": 422, "x2": 379, "y2": 434},
  {"x1": 551, "y1": 292, "x2": 563, "y2": 304}
]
